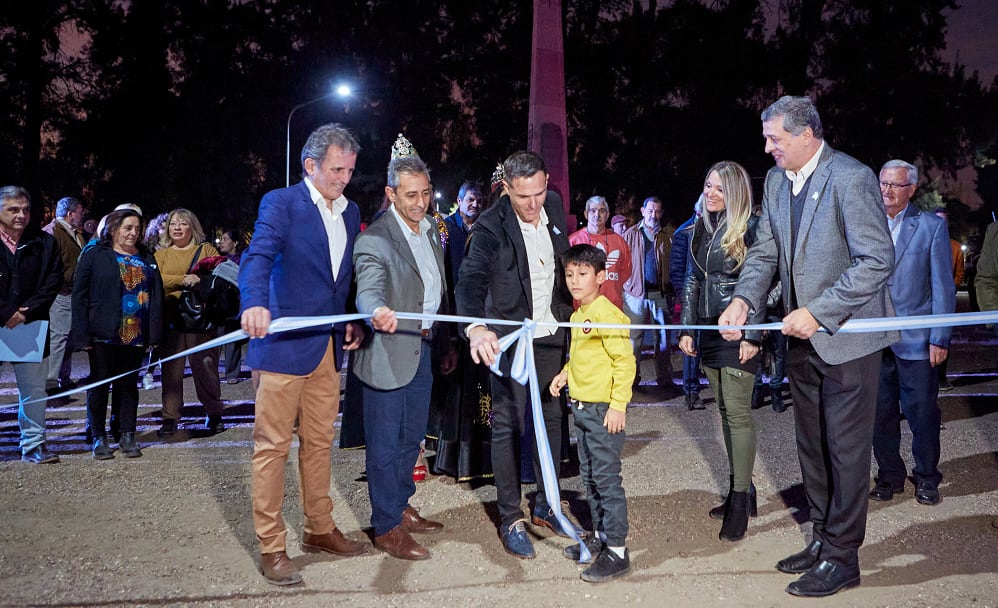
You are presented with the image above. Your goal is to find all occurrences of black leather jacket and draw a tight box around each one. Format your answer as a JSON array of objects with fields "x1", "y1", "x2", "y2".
[{"x1": 680, "y1": 213, "x2": 763, "y2": 343}]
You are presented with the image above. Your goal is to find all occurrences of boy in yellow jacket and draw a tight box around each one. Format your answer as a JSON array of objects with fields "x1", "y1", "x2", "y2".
[{"x1": 550, "y1": 244, "x2": 636, "y2": 582}]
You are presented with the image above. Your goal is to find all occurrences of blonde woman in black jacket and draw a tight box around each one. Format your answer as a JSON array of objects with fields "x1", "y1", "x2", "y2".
[{"x1": 678, "y1": 161, "x2": 763, "y2": 541}]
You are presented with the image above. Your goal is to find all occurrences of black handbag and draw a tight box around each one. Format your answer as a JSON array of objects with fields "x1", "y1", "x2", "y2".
[{"x1": 168, "y1": 244, "x2": 214, "y2": 333}]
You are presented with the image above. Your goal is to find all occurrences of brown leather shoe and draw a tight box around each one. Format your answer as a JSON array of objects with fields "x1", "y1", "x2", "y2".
[
  {"x1": 374, "y1": 525, "x2": 430, "y2": 560},
  {"x1": 301, "y1": 528, "x2": 369, "y2": 557},
  {"x1": 401, "y1": 505, "x2": 444, "y2": 534},
  {"x1": 260, "y1": 551, "x2": 302, "y2": 586}
]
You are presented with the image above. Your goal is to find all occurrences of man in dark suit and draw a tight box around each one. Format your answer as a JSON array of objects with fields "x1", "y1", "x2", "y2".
[
  {"x1": 240, "y1": 123, "x2": 369, "y2": 586},
  {"x1": 719, "y1": 96, "x2": 898, "y2": 597},
  {"x1": 456, "y1": 151, "x2": 581, "y2": 559},
  {"x1": 870, "y1": 159, "x2": 955, "y2": 507},
  {"x1": 352, "y1": 141, "x2": 448, "y2": 561}
]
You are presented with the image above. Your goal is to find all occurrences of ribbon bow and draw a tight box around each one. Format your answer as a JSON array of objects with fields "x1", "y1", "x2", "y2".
[{"x1": 489, "y1": 319, "x2": 591, "y2": 563}]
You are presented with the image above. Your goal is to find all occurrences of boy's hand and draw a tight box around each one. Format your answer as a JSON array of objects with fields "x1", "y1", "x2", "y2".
[
  {"x1": 604, "y1": 408, "x2": 626, "y2": 434},
  {"x1": 549, "y1": 370, "x2": 568, "y2": 396}
]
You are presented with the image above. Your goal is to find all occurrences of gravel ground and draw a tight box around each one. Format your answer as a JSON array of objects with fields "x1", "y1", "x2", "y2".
[{"x1": 2, "y1": 309, "x2": 997, "y2": 608}]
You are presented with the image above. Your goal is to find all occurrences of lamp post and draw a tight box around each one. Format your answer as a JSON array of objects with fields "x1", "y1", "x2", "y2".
[{"x1": 285, "y1": 85, "x2": 353, "y2": 186}]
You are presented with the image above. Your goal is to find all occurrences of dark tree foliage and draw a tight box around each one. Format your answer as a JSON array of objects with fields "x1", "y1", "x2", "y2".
[{"x1": 0, "y1": 0, "x2": 994, "y2": 234}]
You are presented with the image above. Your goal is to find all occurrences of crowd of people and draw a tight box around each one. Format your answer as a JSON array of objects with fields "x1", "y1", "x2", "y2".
[{"x1": 3, "y1": 94, "x2": 998, "y2": 596}]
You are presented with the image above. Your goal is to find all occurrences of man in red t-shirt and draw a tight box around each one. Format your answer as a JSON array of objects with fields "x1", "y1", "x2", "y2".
[{"x1": 568, "y1": 195, "x2": 632, "y2": 310}]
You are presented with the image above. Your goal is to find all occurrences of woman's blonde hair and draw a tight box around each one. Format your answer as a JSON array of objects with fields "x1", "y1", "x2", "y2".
[
  {"x1": 160, "y1": 208, "x2": 207, "y2": 248},
  {"x1": 704, "y1": 161, "x2": 753, "y2": 268}
]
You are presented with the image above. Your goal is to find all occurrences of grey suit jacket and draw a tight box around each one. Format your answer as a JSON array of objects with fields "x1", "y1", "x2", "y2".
[
  {"x1": 352, "y1": 210, "x2": 447, "y2": 390},
  {"x1": 733, "y1": 143, "x2": 899, "y2": 365}
]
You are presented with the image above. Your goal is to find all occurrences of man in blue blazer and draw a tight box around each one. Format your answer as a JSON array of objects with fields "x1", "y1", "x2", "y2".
[
  {"x1": 720, "y1": 96, "x2": 898, "y2": 597},
  {"x1": 239, "y1": 124, "x2": 368, "y2": 586},
  {"x1": 870, "y1": 160, "x2": 955, "y2": 507}
]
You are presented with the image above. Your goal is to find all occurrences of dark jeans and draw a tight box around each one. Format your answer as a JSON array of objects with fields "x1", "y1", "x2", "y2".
[
  {"x1": 786, "y1": 338, "x2": 880, "y2": 568},
  {"x1": 362, "y1": 342, "x2": 433, "y2": 536},
  {"x1": 490, "y1": 331, "x2": 566, "y2": 527},
  {"x1": 873, "y1": 349, "x2": 942, "y2": 487},
  {"x1": 87, "y1": 343, "x2": 145, "y2": 435},
  {"x1": 573, "y1": 400, "x2": 627, "y2": 546},
  {"x1": 754, "y1": 325, "x2": 787, "y2": 391},
  {"x1": 682, "y1": 351, "x2": 701, "y2": 395}
]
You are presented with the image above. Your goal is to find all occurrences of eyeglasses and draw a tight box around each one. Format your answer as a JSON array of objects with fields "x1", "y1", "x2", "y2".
[{"x1": 879, "y1": 182, "x2": 913, "y2": 191}]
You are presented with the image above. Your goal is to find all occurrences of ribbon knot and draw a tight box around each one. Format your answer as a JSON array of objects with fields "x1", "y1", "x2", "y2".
[{"x1": 487, "y1": 317, "x2": 590, "y2": 562}]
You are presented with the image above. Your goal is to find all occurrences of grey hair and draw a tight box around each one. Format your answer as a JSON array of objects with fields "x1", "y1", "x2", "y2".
[
  {"x1": 457, "y1": 181, "x2": 481, "y2": 200},
  {"x1": 300, "y1": 123, "x2": 361, "y2": 172},
  {"x1": 880, "y1": 159, "x2": 918, "y2": 185},
  {"x1": 0, "y1": 185, "x2": 31, "y2": 209},
  {"x1": 502, "y1": 151, "x2": 547, "y2": 183},
  {"x1": 56, "y1": 196, "x2": 83, "y2": 217},
  {"x1": 761, "y1": 95, "x2": 823, "y2": 139},
  {"x1": 386, "y1": 156, "x2": 431, "y2": 190},
  {"x1": 642, "y1": 196, "x2": 662, "y2": 209},
  {"x1": 585, "y1": 195, "x2": 609, "y2": 212}
]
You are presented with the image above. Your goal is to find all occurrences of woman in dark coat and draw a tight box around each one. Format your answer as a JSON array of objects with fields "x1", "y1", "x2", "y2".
[
  {"x1": 678, "y1": 161, "x2": 763, "y2": 541},
  {"x1": 73, "y1": 209, "x2": 164, "y2": 459}
]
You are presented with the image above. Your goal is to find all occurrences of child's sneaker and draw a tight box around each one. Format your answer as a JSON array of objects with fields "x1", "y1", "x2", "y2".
[
  {"x1": 562, "y1": 536, "x2": 605, "y2": 563},
  {"x1": 581, "y1": 547, "x2": 631, "y2": 583}
]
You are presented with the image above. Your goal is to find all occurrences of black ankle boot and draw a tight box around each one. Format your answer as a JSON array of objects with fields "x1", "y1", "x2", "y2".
[
  {"x1": 119, "y1": 432, "x2": 142, "y2": 458},
  {"x1": 92, "y1": 436, "x2": 114, "y2": 460},
  {"x1": 710, "y1": 479, "x2": 758, "y2": 520},
  {"x1": 719, "y1": 490, "x2": 750, "y2": 541},
  {"x1": 709, "y1": 475, "x2": 734, "y2": 520}
]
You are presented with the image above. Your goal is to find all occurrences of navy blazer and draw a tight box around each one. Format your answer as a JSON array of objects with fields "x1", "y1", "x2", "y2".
[
  {"x1": 239, "y1": 181, "x2": 361, "y2": 375},
  {"x1": 455, "y1": 191, "x2": 572, "y2": 337},
  {"x1": 887, "y1": 205, "x2": 955, "y2": 359}
]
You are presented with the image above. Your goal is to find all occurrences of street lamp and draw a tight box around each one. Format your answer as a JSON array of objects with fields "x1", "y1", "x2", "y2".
[{"x1": 285, "y1": 85, "x2": 353, "y2": 186}]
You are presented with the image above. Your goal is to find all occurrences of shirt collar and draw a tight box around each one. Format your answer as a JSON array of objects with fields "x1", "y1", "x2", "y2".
[
  {"x1": 785, "y1": 140, "x2": 826, "y2": 185},
  {"x1": 0, "y1": 225, "x2": 20, "y2": 246},
  {"x1": 515, "y1": 206, "x2": 549, "y2": 231},
  {"x1": 304, "y1": 176, "x2": 347, "y2": 213},
  {"x1": 887, "y1": 203, "x2": 909, "y2": 222},
  {"x1": 56, "y1": 218, "x2": 78, "y2": 233},
  {"x1": 389, "y1": 204, "x2": 431, "y2": 236}
]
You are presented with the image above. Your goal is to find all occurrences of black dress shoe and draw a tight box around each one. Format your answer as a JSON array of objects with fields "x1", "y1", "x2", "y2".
[
  {"x1": 776, "y1": 540, "x2": 822, "y2": 574},
  {"x1": 750, "y1": 385, "x2": 767, "y2": 409},
  {"x1": 786, "y1": 559, "x2": 860, "y2": 597},
  {"x1": 157, "y1": 419, "x2": 177, "y2": 438},
  {"x1": 685, "y1": 392, "x2": 705, "y2": 410},
  {"x1": 205, "y1": 415, "x2": 225, "y2": 434},
  {"x1": 771, "y1": 389, "x2": 787, "y2": 413},
  {"x1": 869, "y1": 479, "x2": 904, "y2": 502},
  {"x1": 22, "y1": 445, "x2": 60, "y2": 464},
  {"x1": 915, "y1": 481, "x2": 940, "y2": 505}
]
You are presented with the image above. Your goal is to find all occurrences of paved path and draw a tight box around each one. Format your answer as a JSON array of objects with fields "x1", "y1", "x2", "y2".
[{"x1": 1, "y1": 306, "x2": 996, "y2": 607}]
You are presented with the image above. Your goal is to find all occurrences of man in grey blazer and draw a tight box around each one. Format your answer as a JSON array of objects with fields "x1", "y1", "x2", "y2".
[
  {"x1": 870, "y1": 160, "x2": 954, "y2": 507},
  {"x1": 719, "y1": 96, "x2": 898, "y2": 597},
  {"x1": 353, "y1": 148, "x2": 448, "y2": 561}
]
